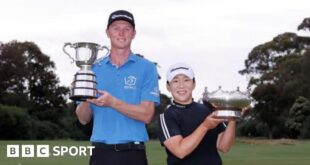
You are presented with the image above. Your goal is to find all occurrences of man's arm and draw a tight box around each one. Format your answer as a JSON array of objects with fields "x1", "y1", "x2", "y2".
[
  {"x1": 75, "y1": 102, "x2": 93, "y2": 125},
  {"x1": 87, "y1": 90, "x2": 155, "y2": 123},
  {"x1": 112, "y1": 98, "x2": 155, "y2": 124}
]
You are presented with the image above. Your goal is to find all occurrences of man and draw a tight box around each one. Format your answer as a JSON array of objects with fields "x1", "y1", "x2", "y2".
[
  {"x1": 76, "y1": 10, "x2": 160, "y2": 165},
  {"x1": 158, "y1": 63, "x2": 236, "y2": 165}
]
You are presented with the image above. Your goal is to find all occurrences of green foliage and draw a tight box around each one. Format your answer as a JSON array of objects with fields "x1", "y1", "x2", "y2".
[
  {"x1": 0, "y1": 103, "x2": 88, "y2": 140},
  {"x1": 0, "y1": 41, "x2": 87, "y2": 140},
  {"x1": 237, "y1": 119, "x2": 269, "y2": 137},
  {"x1": 0, "y1": 104, "x2": 34, "y2": 139},
  {"x1": 300, "y1": 117, "x2": 310, "y2": 138},
  {"x1": 298, "y1": 17, "x2": 310, "y2": 31},
  {"x1": 239, "y1": 17, "x2": 310, "y2": 138},
  {"x1": 33, "y1": 120, "x2": 61, "y2": 140},
  {"x1": 285, "y1": 97, "x2": 310, "y2": 138},
  {"x1": 239, "y1": 32, "x2": 310, "y2": 77},
  {"x1": 0, "y1": 40, "x2": 69, "y2": 108}
]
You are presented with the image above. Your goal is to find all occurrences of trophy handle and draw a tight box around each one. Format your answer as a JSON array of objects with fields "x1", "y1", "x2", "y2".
[
  {"x1": 63, "y1": 43, "x2": 75, "y2": 63},
  {"x1": 98, "y1": 45, "x2": 110, "y2": 58}
]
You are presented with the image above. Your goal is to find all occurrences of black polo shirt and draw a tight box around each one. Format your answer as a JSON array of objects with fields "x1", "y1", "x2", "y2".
[{"x1": 158, "y1": 101, "x2": 226, "y2": 165}]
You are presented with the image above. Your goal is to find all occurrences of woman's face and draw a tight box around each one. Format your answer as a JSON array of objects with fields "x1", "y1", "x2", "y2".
[{"x1": 167, "y1": 74, "x2": 195, "y2": 104}]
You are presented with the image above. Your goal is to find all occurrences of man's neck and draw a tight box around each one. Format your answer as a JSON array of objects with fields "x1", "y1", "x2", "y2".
[{"x1": 110, "y1": 49, "x2": 131, "y2": 67}]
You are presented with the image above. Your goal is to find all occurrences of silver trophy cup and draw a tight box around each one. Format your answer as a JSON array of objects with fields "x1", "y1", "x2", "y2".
[
  {"x1": 203, "y1": 86, "x2": 251, "y2": 119},
  {"x1": 63, "y1": 42, "x2": 109, "y2": 101}
]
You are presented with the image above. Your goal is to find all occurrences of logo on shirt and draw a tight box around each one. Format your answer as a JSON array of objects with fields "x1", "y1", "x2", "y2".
[{"x1": 124, "y1": 75, "x2": 137, "y2": 90}]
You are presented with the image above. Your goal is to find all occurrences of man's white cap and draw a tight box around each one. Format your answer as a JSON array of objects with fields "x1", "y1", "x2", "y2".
[{"x1": 166, "y1": 63, "x2": 195, "y2": 82}]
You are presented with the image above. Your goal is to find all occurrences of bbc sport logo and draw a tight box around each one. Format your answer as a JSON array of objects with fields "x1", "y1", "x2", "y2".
[{"x1": 6, "y1": 144, "x2": 95, "y2": 158}]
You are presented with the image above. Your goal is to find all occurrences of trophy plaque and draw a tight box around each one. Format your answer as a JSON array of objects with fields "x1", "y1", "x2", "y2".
[
  {"x1": 203, "y1": 86, "x2": 251, "y2": 119},
  {"x1": 63, "y1": 42, "x2": 109, "y2": 101}
]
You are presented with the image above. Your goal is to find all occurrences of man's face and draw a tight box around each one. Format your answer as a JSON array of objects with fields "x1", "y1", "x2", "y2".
[
  {"x1": 106, "y1": 20, "x2": 136, "y2": 49},
  {"x1": 167, "y1": 74, "x2": 195, "y2": 104}
]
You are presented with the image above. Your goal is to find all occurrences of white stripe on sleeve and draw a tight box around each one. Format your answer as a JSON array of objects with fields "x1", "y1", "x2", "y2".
[{"x1": 160, "y1": 114, "x2": 171, "y2": 140}]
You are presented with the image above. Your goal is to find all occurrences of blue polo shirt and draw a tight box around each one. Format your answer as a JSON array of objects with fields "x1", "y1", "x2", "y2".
[{"x1": 90, "y1": 53, "x2": 160, "y2": 144}]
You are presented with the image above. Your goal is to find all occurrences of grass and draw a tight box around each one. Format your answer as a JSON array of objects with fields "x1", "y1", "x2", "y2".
[
  {"x1": 221, "y1": 138, "x2": 310, "y2": 165},
  {"x1": 0, "y1": 139, "x2": 310, "y2": 165}
]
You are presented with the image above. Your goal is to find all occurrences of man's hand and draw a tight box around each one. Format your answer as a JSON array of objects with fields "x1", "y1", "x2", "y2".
[{"x1": 87, "y1": 90, "x2": 116, "y2": 107}]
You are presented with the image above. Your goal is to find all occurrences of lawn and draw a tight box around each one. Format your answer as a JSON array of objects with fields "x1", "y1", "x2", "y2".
[
  {"x1": 0, "y1": 139, "x2": 309, "y2": 165},
  {"x1": 220, "y1": 138, "x2": 310, "y2": 165}
]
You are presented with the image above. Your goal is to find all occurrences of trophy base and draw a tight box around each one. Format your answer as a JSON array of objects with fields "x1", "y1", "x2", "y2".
[
  {"x1": 214, "y1": 110, "x2": 241, "y2": 119},
  {"x1": 70, "y1": 87, "x2": 97, "y2": 101},
  {"x1": 70, "y1": 95, "x2": 97, "y2": 101}
]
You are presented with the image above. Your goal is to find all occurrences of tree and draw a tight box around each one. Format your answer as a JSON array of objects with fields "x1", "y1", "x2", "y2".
[
  {"x1": 285, "y1": 96, "x2": 310, "y2": 138},
  {"x1": 0, "y1": 41, "x2": 84, "y2": 139},
  {"x1": 239, "y1": 18, "x2": 310, "y2": 138},
  {"x1": 0, "y1": 104, "x2": 34, "y2": 139},
  {"x1": 298, "y1": 17, "x2": 310, "y2": 31},
  {"x1": 0, "y1": 41, "x2": 69, "y2": 109}
]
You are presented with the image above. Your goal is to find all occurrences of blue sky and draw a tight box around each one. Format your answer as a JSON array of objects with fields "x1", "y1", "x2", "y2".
[{"x1": 1, "y1": 0, "x2": 309, "y2": 100}]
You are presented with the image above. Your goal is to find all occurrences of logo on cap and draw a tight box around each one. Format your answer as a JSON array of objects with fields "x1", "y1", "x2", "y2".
[
  {"x1": 111, "y1": 14, "x2": 133, "y2": 21},
  {"x1": 166, "y1": 63, "x2": 195, "y2": 82},
  {"x1": 107, "y1": 10, "x2": 135, "y2": 28}
]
